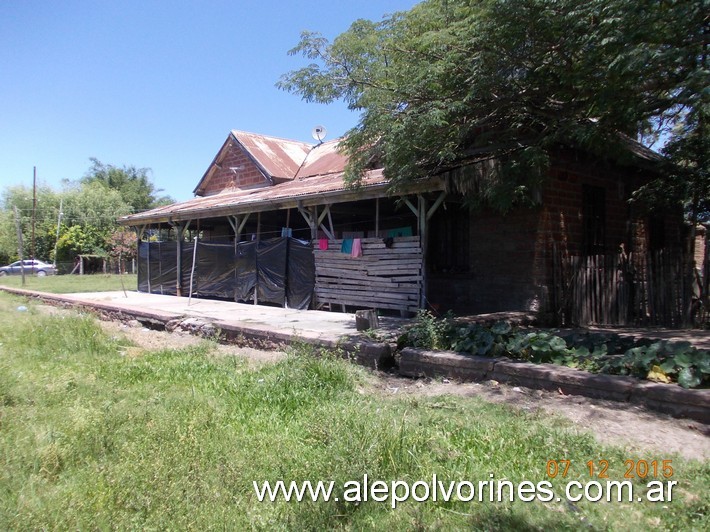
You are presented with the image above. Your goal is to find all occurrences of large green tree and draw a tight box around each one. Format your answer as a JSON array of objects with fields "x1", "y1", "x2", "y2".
[
  {"x1": 279, "y1": 0, "x2": 708, "y2": 214},
  {"x1": 82, "y1": 158, "x2": 173, "y2": 212}
]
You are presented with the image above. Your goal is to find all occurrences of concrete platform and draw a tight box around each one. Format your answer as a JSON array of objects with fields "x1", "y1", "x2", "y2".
[
  {"x1": 1, "y1": 288, "x2": 403, "y2": 369},
  {"x1": 59, "y1": 290, "x2": 406, "y2": 342}
]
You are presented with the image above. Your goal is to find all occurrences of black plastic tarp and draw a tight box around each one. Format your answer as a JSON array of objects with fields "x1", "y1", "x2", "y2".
[
  {"x1": 137, "y1": 241, "x2": 149, "y2": 292},
  {"x1": 287, "y1": 238, "x2": 315, "y2": 310},
  {"x1": 235, "y1": 241, "x2": 257, "y2": 302},
  {"x1": 256, "y1": 237, "x2": 288, "y2": 306},
  {"x1": 137, "y1": 236, "x2": 315, "y2": 309},
  {"x1": 194, "y1": 240, "x2": 236, "y2": 299},
  {"x1": 181, "y1": 244, "x2": 195, "y2": 296},
  {"x1": 155, "y1": 241, "x2": 178, "y2": 295},
  {"x1": 137, "y1": 241, "x2": 178, "y2": 295}
]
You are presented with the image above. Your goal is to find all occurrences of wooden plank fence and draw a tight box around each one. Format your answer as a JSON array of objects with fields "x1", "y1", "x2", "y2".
[
  {"x1": 552, "y1": 247, "x2": 695, "y2": 328},
  {"x1": 313, "y1": 236, "x2": 422, "y2": 312}
]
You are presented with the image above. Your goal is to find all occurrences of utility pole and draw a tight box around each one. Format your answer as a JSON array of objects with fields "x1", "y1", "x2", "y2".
[
  {"x1": 53, "y1": 198, "x2": 63, "y2": 268},
  {"x1": 31, "y1": 166, "x2": 37, "y2": 261},
  {"x1": 13, "y1": 206, "x2": 26, "y2": 286}
]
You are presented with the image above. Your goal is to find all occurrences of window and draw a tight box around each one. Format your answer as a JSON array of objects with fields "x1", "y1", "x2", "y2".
[
  {"x1": 582, "y1": 185, "x2": 606, "y2": 255},
  {"x1": 428, "y1": 202, "x2": 470, "y2": 274}
]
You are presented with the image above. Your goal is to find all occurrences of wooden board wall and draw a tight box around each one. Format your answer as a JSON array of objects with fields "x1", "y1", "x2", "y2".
[{"x1": 313, "y1": 236, "x2": 422, "y2": 312}]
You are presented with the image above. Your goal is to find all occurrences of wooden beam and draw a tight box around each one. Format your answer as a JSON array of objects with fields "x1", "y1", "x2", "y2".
[
  {"x1": 238, "y1": 214, "x2": 250, "y2": 233},
  {"x1": 426, "y1": 191, "x2": 447, "y2": 220},
  {"x1": 226, "y1": 216, "x2": 237, "y2": 234},
  {"x1": 309, "y1": 206, "x2": 317, "y2": 240},
  {"x1": 375, "y1": 197, "x2": 380, "y2": 237},
  {"x1": 227, "y1": 213, "x2": 250, "y2": 243},
  {"x1": 170, "y1": 222, "x2": 185, "y2": 297},
  {"x1": 327, "y1": 208, "x2": 335, "y2": 239},
  {"x1": 316, "y1": 205, "x2": 335, "y2": 240},
  {"x1": 418, "y1": 194, "x2": 428, "y2": 309},
  {"x1": 297, "y1": 202, "x2": 312, "y2": 224},
  {"x1": 317, "y1": 204, "x2": 329, "y2": 225},
  {"x1": 403, "y1": 197, "x2": 418, "y2": 218}
]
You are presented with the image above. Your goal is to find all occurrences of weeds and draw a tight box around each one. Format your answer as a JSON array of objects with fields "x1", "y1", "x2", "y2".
[{"x1": 0, "y1": 292, "x2": 707, "y2": 529}]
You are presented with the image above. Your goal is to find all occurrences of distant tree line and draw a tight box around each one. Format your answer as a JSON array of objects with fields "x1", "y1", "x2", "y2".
[{"x1": 0, "y1": 159, "x2": 173, "y2": 267}]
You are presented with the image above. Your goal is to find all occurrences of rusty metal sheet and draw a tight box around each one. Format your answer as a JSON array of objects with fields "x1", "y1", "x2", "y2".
[
  {"x1": 232, "y1": 130, "x2": 311, "y2": 180},
  {"x1": 119, "y1": 169, "x2": 388, "y2": 225}
]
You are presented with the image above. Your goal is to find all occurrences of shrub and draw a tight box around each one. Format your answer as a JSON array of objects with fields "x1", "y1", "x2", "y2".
[
  {"x1": 398, "y1": 313, "x2": 709, "y2": 388},
  {"x1": 599, "y1": 341, "x2": 710, "y2": 388},
  {"x1": 398, "y1": 310, "x2": 454, "y2": 350}
]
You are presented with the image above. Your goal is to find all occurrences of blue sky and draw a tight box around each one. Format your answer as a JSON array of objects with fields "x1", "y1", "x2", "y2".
[{"x1": 1, "y1": 0, "x2": 418, "y2": 202}]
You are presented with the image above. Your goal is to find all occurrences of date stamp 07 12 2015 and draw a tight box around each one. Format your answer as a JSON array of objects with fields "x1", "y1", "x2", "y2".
[
  {"x1": 545, "y1": 459, "x2": 674, "y2": 480},
  {"x1": 544, "y1": 459, "x2": 677, "y2": 503}
]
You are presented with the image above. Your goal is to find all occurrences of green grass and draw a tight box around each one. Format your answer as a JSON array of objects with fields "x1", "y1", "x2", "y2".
[
  {"x1": 0, "y1": 273, "x2": 137, "y2": 293},
  {"x1": 0, "y1": 292, "x2": 707, "y2": 530}
]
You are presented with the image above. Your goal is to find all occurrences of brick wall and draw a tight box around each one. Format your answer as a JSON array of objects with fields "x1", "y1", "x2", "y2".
[
  {"x1": 200, "y1": 139, "x2": 268, "y2": 195},
  {"x1": 427, "y1": 161, "x2": 683, "y2": 316}
]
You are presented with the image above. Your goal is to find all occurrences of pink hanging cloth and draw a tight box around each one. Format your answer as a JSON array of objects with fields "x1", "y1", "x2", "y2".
[
  {"x1": 319, "y1": 238, "x2": 329, "y2": 250},
  {"x1": 351, "y1": 238, "x2": 363, "y2": 258}
]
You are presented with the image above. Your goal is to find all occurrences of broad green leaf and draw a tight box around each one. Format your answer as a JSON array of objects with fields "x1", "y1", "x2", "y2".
[{"x1": 677, "y1": 367, "x2": 702, "y2": 389}]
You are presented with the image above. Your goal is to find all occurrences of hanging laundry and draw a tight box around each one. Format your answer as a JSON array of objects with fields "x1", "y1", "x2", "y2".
[
  {"x1": 319, "y1": 238, "x2": 329, "y2": 250},
  {"x1": 341, "y1": 239, "x2": 353, "y2": 254},
  {"x1": 351, "y1": 238, "x2": 363, "y2": 258},
  {"x1": 281, "y1": 227, "x2": 293, "y2": 237}
]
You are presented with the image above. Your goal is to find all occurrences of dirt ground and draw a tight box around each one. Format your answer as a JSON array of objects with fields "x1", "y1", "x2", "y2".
[
  {"x1": 373, "y1": 375, "x2": 710, "y2": 462},
  {"x1": 37, "y1": 303, "x2": 709, "y2": 462},
  {"x1": 99, "y1": 318, "x2": 288, "y2": 367}
]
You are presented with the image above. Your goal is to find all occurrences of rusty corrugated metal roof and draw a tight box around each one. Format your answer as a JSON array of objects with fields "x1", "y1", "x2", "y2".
[
  {"x1": 232, "y1": 130, "x2": 349, "y2": 180},
  {"x1": 119, "y1": 129, "x2": 446, "y2": 226},
  {"x1": 297, "y1": 138, "x2": 349, "y2": 178},
  {"x1": 232, "y1": 130, "x2": 312, "y2": 180},
  {"x1": 118, "y1": 169, "x2": 389, "y2": 225},
  {"x1": 193, "y1": 130, "x2": 350, "y2": 196}
]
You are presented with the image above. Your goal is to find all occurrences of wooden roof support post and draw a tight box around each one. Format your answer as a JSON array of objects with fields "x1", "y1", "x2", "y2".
[
  {"x1": 227, "y1": 213, "x2": 250, "y2": 244},
  {"x1": 403, "y1": 191, "x2": 447, "y2": 309},
  {"x1": 178, "y1": 221, "x2": 191, "y2": 296},
  {"x1": 325, "y1": 205, "x2": 335, "y2": 240},
  {"x1": 400, "y1": 195, "x2": 428, "y2": 309},
  {"x1": 170, "y1": 221, "x2": 185, "y2": 296},
  {"x1": 403, "y1": 197, "x2": 419, "y2": 218},
  {"x1": 297, "y1": 201, "x2": 317, "y2": 241},
  {"x1": 317, "y1": 204, "x2": 335, "y2": 240},
  {"x1": 422, "y1": 191, "x2": 447, "y2": 309},
  {"x1": 136, "y1": 225, "x2": 150, "y2": 293},
  {"x1": 227, "y1": 216, "x2": 237, "y2": 237},
  {"x1": 375, "y1": 197, "x2": 380, "y2": 237},
  {"x1": 427, "y1": 191, "x2": 447, "y2": 221},
  {"x1": 418, "y1": 195, "x2": 428, "y2": 309}
]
